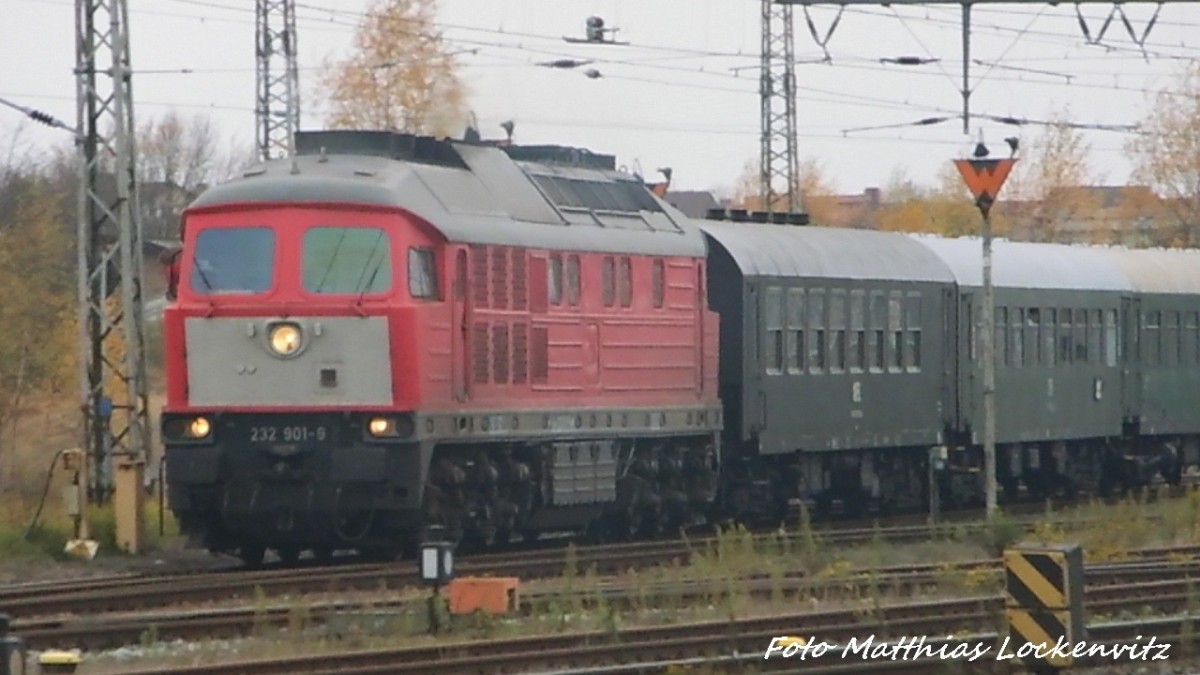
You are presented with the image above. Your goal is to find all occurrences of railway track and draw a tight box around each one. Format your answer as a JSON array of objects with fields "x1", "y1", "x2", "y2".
[
  {"x1": 0, "y1": 507, "x2": 1159, "y2": 621},
  {"x1": 18, "y1": 552, "x2": 1200, "y2": 652},
  {"x1": 112, "y1": 578, "x2": 1200, "y2": 675}
]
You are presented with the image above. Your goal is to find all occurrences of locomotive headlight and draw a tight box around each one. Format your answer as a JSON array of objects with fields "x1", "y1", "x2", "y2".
[
  {"x1": 368, "y1": 417, "x2": 395, "y2": 437},
  {"x1": 269, "y1": 323, "x2": 302, "y2": 356},
  {"x1": 188, "y1": 416, "x2": 212, "y2": 439}
]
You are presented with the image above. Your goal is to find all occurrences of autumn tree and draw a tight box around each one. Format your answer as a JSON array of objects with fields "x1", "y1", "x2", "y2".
[
  {"x1": 0, "y1": 164, "x2": 76, "y2": 490},
  {"x1": 729, "y1": 157, "x2": 837, "y2": 222},
  {"x1": 1002, "y1": 109, "x2": 1101, "y2": 244},
  {"x1": 1128, "y1": 62, "x2": 1200, "y2": 247},
  {"x1": 319, "y1": 0, "x2": 468, "y2": 136},
  {"x1": 870, "y1": 165, "x2": 980, "y2": 236}
]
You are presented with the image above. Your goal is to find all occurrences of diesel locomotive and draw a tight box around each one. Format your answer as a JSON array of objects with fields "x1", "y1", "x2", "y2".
[{"x1": 162, "y1": 130, "x2": 1200, "y2": 564}]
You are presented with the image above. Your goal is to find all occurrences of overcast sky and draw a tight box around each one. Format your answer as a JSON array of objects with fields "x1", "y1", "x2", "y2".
[{"x1": 2, "y1": 0, "x2": 1196, "y2": 195}]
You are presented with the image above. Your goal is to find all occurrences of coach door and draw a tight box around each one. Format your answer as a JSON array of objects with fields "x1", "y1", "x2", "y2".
[
  {"x1": 959, "y1": 292, "x2": 977, "y2": 429},
  {"x1": 453, "y1": 249, "x2": 469, "y2": 401},
  {"x1": 1121, "y1": 296, "x2": 1140, "y2": 425}
]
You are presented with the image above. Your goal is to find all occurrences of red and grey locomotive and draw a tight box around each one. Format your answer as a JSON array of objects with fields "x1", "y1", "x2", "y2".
[{"x1": 161, "y1": 131, "x2": 722, "y2": 564}]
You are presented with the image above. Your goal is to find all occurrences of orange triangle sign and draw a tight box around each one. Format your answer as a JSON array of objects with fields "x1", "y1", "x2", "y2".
[{"x1": 954, "y1": 158, "x2": 1015, "y2": 204}]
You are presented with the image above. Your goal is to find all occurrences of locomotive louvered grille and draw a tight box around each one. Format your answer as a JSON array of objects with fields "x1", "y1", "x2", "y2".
[
  {"x1": 470, "y1": 245, "x2": 488, "y2": 308},
  {"x1": 529, "y1": 256, "x2": 549, "y2": 313},
  {"x1": 492, "y1": 247, "x2": 509, "y2": 309},
  {"x1": 513, "y1": 322, "x2": 528, "y2": 384},
  {"x1": 512, "y1": 248, "x2": 527, "y2": 310},
  {"x1": 492, "y1": 323, "x2": 510, "y2": 384},
  {"x1": 472, "y1": 322, "x2": 489, "y2": 383},
  {"x1": 532, "y1": 326, "x2": 549, "y2": 383}
]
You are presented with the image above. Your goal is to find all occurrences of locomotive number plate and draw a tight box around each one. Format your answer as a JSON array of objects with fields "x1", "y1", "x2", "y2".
[{"x1": 249, "y1": 425, "x2": 329, "y2": 443}]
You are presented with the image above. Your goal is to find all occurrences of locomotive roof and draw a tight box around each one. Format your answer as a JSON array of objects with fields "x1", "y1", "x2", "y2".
[
  {"x1": 911, "y1": 236, "x2": 1132, "y2": 291},
  {"x1": 698, "y1": 221, "x2": 955, "y2": 283},
  {"x1": 1096, "y1": 247, "x2": 1200, "y2": 294},
  {"x1": 187, "y1": 131, "x2": 706, "y2": 258}
]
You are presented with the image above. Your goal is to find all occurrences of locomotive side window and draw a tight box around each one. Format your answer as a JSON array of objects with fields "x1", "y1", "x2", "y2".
[
  {"x1": 1091, "y1": 309, "x2": 1105, "y2": 366},
  {"x1": 408, "y1": 247, "x2": 438, "y2": 299},
  {"x1": 787, "y1": 288, "x2": 804, "y2": 373},
  {"x1": 652, "y1": 259, "x2": 665, "y2": 309},
  {"x1": 191, "y1": 227, "x2": 275, "y2": 294},
  {"x1": 567, "y1": 255, "x2": 581, "y2": 306},
  {"x1": 602, "y1": 257, "x2": 615, "y2": 307},
  {"x1": 619, "y1": 257, "x2": 633, "y2": 308},
  {"x1": 549, "y1": 254, "x2": 563, "y2": 305},
  {"x1": 303, "y1": 227, "x2": 391, "y2": 295},
  {"x1": 1188, "y1": 312, "x2": 1198, "y2": 366}
]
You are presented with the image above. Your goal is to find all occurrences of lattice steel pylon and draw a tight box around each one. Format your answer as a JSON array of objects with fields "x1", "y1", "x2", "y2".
[
  {"x1": 759, "y1": 0, "x2": 800, "y2": 213},
  {"x1": 75, "y1": 0, "x2": 150, "y2": 501},
  {"x1": 256, "y1": 0, "x2": 300, "y2": 160}
]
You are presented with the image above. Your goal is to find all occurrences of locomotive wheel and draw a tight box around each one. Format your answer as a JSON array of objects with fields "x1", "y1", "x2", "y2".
[
  {"x1": 312, "y1": 546, "x2": 335, "y2": 563},
  {"x1": 240, "y1": 544, "x2": 266, "y2": 568}
]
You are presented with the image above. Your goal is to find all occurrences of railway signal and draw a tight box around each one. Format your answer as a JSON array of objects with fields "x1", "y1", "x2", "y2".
[{"x1": 954, "y1": 147, "x2": 1017, "y2": 521}]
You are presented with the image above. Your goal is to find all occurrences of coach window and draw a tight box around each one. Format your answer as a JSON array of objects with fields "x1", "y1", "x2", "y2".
[
  {"x1": 602, "y1": 256, "x2": 615, "y2": 307},
  {"x1": 1074, "y1": 309, "x2": 1088, "y2": 362},
  {"x1": 786, "y1": 288, "x2": 805, "y2": 374},
  {"x1": 1165, "y1": 311, "x2": 1180, "y2": 367},
  {"x1": 407, "y1": 247, "x2": 437, "y2": 299},
  {"x1": 1144, "y1": 311, "x2": 1161, "y2": 366},
  {"x1": 1105, "y1": 309, "x2": 1119, "y2": 367},
  {"x1": 1058, "y1": 309, "x2": 1073, "y2": 364},
  {"x1": 830, "y1": 290, "x2": 847, "y2": 372},
  {"x1": 997, "y1": 307, "x2": 1009, "y2": 367},
  {"x1": 1188, "y1": 312, "x2": 1199, "y2": 366},
  {"x1": 192, "y1": 227, "x2": 275, "y2": 294},
  {"x1": 1027, "y1": 308, "x2": 1042, "y2": 366},
  {"x1": 905, "y1": 293, "x2": 921, "y2": 371},
  {"x1": 888, "y1": 292, "x2": 903, "y2": 371},
  {"x1": 652, "y1": 259, "x2": 665, "y2": 309},
  {"x1": 765, "y1": 286, "x2": 784, "y2": 375},
  {"x1": 567, "y1": 255, "x2": 581, "y2": 306},
  {"x1": 304, "y1": 227, "x2": 391, "y2": 295},
  {"x1": 869, "y1": 292, "x2": 885, "y2": 371},
  {"x1": 619, "y1": 257, "x2": 633, "y2": 308},
  {"x1": 1011, "y1": 308, "x2": 1024, "y2": 368},
  {"x1": 849, "y1": 291, "x2": 865, "y2": 372},
  {"x1": 1043, "y1": 309, "x2": 1056, "y2": 367},
  {"x1": 549, "y1": 254, "x2": 563, "y2": 305},
  {"x1": 809, "y1": 289, "x2": 826, "y2": 372}
]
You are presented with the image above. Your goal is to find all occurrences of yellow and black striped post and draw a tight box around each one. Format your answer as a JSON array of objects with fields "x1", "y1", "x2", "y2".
[{"x1": 1003, "y1": 543, "x2": 1085, "y2": 672}]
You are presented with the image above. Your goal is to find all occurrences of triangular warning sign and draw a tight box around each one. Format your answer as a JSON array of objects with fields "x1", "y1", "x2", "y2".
[{"x1": 954, "y1": 158, "x2": 1015, "y2": 211}]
